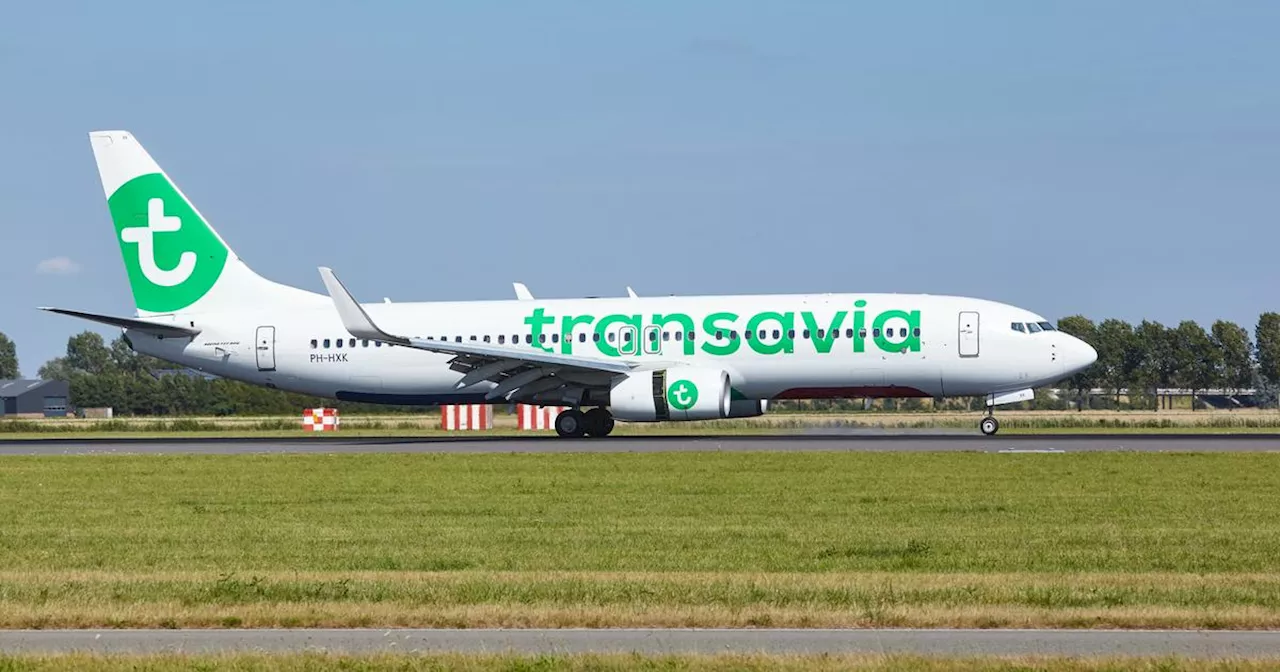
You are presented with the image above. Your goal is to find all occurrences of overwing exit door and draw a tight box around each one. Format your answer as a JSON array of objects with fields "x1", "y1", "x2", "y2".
[
  {"x1": 958, "y1": 311, "x2": 979, "y2": 357},
  {"x1": 256, "y1": 326, "x2": 277, "y2": 371}
]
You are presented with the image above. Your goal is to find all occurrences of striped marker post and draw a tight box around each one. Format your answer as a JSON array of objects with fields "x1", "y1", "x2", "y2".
[
  {"x1": 440, "y1": 404, "x2": 494, "y2": 431},
  {"x1": 517, "y1": 404, "x2": 568, "y2": 431}
]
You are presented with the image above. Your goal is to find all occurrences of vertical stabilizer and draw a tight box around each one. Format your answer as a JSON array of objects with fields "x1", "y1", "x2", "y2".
[{"x1": 89, "y1": 131, "x2": 322, "y2": 316}]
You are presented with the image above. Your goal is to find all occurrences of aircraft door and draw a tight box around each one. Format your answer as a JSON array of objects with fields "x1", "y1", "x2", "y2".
[
  {"x1": 255, "y1": 326, "x2": 277, "y2": 371},
  {"x1": 958, "y1": 312, "x2": 979, "y2": 357}
]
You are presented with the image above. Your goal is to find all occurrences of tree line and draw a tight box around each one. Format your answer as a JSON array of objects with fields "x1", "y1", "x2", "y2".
[{"x1": 1, "y1": 313, "x2": 1278, "y2": 416}]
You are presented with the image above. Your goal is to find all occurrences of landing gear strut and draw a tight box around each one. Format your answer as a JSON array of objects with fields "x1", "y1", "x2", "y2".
[
  {"x1": 555, "y1": 408, "x2": 615, "y2": 438},
  {"x1": 979, "y1": 412, "x2": 1000, "y2": 436}
]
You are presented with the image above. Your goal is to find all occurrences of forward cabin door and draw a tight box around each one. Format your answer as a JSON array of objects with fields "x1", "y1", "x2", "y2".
[
  {"x1": 255, "y1": 326, "x2": 277, "y2": 371},
  {"x1": 958, "y1": 311, "x2": 979, "y2": 358}
]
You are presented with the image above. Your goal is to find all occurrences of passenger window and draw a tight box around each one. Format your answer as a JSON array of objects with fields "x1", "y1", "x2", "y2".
[
  {"x1": 662, "y1": 331, "x2": 670, "y2": 342},
  {"x1": 323, "y1": 339, "x2": 331, "y2": 348},
  {"x1": 899, "y1": 328, "x2": 907, "y2": 337},
  {"x1": 730, "y1": 331, "x2": 739, "y2": 340},
  {"x1": 649, "y1": 331, "x2": 658, "y2": 342},
  {"x1": 816, "y1": 329, "x2": 825, "y2": 339},
  {"x1": 845, "y1": 328, "x2": 853, "y2": 338},
  {"x1": 762, "y1": 330, "x2": 770, "y2": 339},
  {"x1": 624, "y1": 332, "x2": 633, "y2": 342},
  {"x1": 608, "y1": 332, "x2": 615, "y2": 343},
  {"x1": 349, "y1": 339, "x2": 356, "y2": 348},
  {"x1": 859, "y1": 329, "x2": 867, "y2": 338},
  {"x1": 674, "y1": 331, "x2": 682, "y2": 341},
  {"x1": 912, "y1": 328, "x2": 921, "y2": 337},
  {"x1": 539, "y1": 334, "x2": 546, "y2": 343},
  {"x1": 335, "y1": 339, "x2": 343, "y2": 348},
  {"x1": 803, "y1": 329, "x2": 811, "y2": 339},
  {"x1": 470, "y1": 335, "x2": 477, "y2": 341},
  {"x1": 593, "y1": 333, "x2": 601, "y2": 342},
  {"x1": 873, "y1": 329, "x2": 881, "y2": 337},
  {"x1": 716, "y1": 330, "x2": 724, "y2": 339},
  {"x1": 688, "y1": 331, "x2": 695, "y2": 341},
  {"x1": 787, "y1": 329, "x2": 795, "y2": 339},
  {"x1": 1027, "y1": 322, "x2": 1042, "y2": 333},
  {"x1": 552, "y1": 334, "x2": 559, "y2": 343},
  {"x1": 310, "y1": 339, "x2": 318, "y2": 349},
  {"x1": 525, "y1": 334, "x2": 533, "y2": 343},
  {"x1": 362, "y1": 339, "x2": 369, "y2": 347},
  {"x1": 375, "y1": 341, "x2": 382, "y2": 347},
  {"x1": 579, "y1": 333, "x2": 587, "y2": 343},
  {"x1": 484, "y1": 335, "x2": 491, "y2": 343},
  {"x1": 498, "y1": 335, "x2": 505, "y2": 344}
]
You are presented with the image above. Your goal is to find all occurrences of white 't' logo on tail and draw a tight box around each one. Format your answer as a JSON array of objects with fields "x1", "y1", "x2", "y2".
[{"x1": 120, "y1": 198, "x2": 197, "y2": 287}]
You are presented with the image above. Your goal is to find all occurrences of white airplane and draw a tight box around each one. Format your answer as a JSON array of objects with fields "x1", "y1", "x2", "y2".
[{"x1": 43, "y1": 131, "x2": 1097, "y2": 438}]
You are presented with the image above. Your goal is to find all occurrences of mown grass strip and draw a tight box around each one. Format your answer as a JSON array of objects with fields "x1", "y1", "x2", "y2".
[
  {"x1": 0, "y1": 654, "x2": 1276, "y2": 671},
  {"x1": 1, "y1": 571, "x2": 1280, "y2": 629}
]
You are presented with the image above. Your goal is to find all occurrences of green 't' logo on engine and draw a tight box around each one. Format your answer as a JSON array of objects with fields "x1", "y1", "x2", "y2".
[
  {"x1": 108, "y1": 173, "x2": 228, "y2": 313},
  {"x1": 667, "y1": 379, "x2": 699, "y2": 411}
]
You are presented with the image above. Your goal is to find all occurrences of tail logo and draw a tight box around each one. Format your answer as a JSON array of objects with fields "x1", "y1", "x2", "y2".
[
  {"x1": 108, "y1": 174, "x2": 229, "y2": 313},
  {"x1": 119, "y1": 198, "x2": 197, "y2": 287}
]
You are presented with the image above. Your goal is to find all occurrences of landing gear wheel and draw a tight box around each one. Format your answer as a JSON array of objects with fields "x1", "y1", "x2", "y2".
[
  {"x1": 555, "y1": 409, "x2": 587, "y2": 438},
  {"x1": 584, "y1": 408, "x2": 615, "y2": 437},
  {"x1": 979, "y1": 416, "x2": 1000, "y2": 436}
]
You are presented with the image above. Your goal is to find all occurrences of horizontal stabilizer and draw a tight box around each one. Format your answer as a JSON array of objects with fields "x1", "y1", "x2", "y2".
[{"x1": 39, "y1": 307, "x2": 202, "y2": 338}]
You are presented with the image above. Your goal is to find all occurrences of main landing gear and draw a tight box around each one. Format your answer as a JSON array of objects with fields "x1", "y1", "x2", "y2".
[
  {"x1": 554, "y1": 407, "x2": 616, "y2": 438},
  {"x1": 979, "y1": 411, "x2": 1000, "y2": 436}
]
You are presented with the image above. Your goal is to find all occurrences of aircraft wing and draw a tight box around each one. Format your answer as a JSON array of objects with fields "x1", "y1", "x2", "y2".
[{"x1": 319, "y1": 268, "x2": 637, "y2": 402}]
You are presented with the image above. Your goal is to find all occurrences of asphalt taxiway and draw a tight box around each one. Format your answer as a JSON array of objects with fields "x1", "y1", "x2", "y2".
[
  {"x1": 0, "y1": 628, "x2": 1278, "y2": 657},
  {"x1": 0, "y1": 433, "x2": 1276, "y2": 455}
]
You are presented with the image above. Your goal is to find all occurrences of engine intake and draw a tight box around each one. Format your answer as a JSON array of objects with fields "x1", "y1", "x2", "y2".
[{"x1": 610, "y1": 367, "x2": 731, "y2": 421}]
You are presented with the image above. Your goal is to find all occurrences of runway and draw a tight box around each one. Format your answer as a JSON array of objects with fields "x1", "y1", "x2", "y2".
[
  {"x1": 0, "y1": 433, "x2": 1277, "y2": 455},
  {"x1": 0, "y1": 628, "x2": 1278, "y2": 657}
]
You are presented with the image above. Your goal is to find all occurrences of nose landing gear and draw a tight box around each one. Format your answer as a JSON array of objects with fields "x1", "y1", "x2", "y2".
[{"x1": 979, "y1": 413, "x2": 1000, "y2": 436}]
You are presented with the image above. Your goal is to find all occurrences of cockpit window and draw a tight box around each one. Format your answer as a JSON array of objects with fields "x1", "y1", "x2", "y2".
[
  {"x1": 1026, "y1": 322, "x2": 1042, "y2": 333},
  {"x1": 1038, "y1": 321, "x2": 1056, "y2": 331},
  {"x1": 1011, "y1": 323, "x2": 1026, "y2": 333}
]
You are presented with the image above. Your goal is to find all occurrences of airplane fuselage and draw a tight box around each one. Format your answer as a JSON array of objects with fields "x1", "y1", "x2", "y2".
[{"x1": 129, "y1": 291, "x2": 1089, "y2": 406}]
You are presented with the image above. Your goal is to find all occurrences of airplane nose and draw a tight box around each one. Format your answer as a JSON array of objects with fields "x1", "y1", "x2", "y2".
[{"x1": 1061, "y1": 334, "x2": 1098, "y2": 374}]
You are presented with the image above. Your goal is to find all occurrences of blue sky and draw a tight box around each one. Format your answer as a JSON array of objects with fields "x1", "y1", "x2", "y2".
[{"x1": 2, "y1": 1, "x2": 1278, "y2": 373}]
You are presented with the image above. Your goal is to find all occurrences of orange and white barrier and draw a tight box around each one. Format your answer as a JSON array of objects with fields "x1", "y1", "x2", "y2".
[
  {"x1": 518, "y1": 404, "x2": 568, "y2": 430},
  {"x1": 441, "y1": 404, "x2": 493, "y2": 431},
  {"x1": 303, "y1": 407, "x2": 340, "y2": 431}
]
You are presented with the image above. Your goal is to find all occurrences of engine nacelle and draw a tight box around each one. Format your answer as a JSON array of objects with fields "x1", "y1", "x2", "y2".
[
  {"x1": 727, "y1": 398, "x2": 768, "y2": 418},
  {"x1": 610, "y1": 367, "x2": 731, "y2": 421}
]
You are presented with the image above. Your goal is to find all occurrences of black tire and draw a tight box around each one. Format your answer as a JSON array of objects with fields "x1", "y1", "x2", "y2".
[
  {"x1": 584, "y1": 408, "x2": 615, "y2": 437},
  {"x1": 980, "y1": 416, "x2": 999, "y2": 436},
  {"x1": 555, "y1": 409, "x2": 587, "y2": 438}
]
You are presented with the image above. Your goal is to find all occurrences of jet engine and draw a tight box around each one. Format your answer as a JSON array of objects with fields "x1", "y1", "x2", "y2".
[{"x1": 610, "y1": 367, "x2": 731, "y2": 421}]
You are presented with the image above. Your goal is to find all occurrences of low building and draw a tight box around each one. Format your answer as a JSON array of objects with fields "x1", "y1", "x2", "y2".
[{"x1": 0, "y1": 380, "x2": 70, "y2": 418}]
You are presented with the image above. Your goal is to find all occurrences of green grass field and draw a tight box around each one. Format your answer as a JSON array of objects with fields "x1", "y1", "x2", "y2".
[
  {"x1": 0, "y1": 452, "x2": 1278, "y2": 629},
  {"x1": 0, "y1": 654, "x2": 1272, "y2": 671}
]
